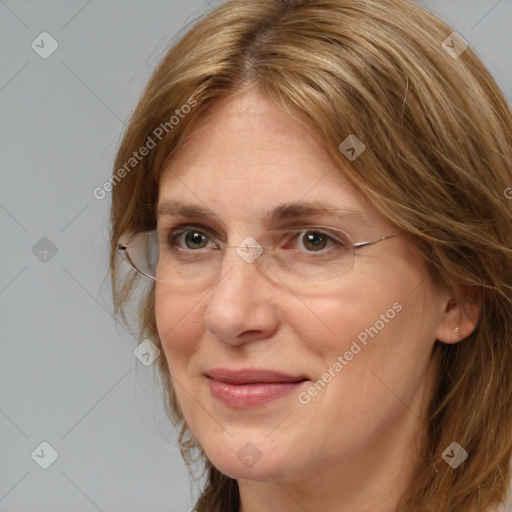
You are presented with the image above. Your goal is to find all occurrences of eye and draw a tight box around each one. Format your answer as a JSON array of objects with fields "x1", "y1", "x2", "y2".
[
  {"x1": 281, "y1": 228, "x2": 348, "y2": 253},
  {"x1": 183, "y1": 230, "x2": 210, "y2": 249},
  {"x1": 166, "y1": 226, "x2": 217, "y2": 251},
  {"x1": 301, "y1": 231, "x2": 329, "y2": 252}
]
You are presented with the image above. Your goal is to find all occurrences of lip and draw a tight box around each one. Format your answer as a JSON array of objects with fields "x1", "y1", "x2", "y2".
[
  {"x1": 205, "y1": 368, "x2": 309, "y2": 409},
  {"x1": 205, "y1": 368, "x2": 308, "y2": 385}
]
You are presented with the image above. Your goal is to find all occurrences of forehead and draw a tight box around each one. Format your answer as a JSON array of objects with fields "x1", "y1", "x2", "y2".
[
  {"x1": 162, "y1": 90, "x2": 332, "y2": 180},
  {"x1": 157, "y1": 90, "x2": 385, "y2": 230}
]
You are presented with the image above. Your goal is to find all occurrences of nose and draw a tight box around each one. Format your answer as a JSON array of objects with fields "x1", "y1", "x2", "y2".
[{"x1": 203, "y1": 247, "x2": 280, "y2": 346}]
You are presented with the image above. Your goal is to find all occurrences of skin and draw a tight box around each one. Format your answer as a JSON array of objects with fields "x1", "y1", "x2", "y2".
[{"x1": 154, "y1": 89, "x2": 480, "y2": 512}]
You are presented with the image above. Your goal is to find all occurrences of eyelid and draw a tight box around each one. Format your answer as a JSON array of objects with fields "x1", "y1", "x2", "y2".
[
  {"x1": 276, "y1": 226, "x2": 349, "y2": 246},
  {"x1": 273, "y1": 225, "x2": 350, "y2": 237},
  {"x1": 166, "y1": 222, "x2": 223, "y2": 240},
  {"x1": 164, "y1": 223, "x2": 351, "y2": 242},
  {"x1": 167, "y1": 225, "x2": 220, "y2": 251}
]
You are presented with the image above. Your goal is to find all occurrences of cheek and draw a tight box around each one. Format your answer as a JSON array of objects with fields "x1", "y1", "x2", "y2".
[
  {"x1": 293, "y1": 273, "x2": 436, "y2": 394},
  {"x1": 288, "y1": 281, "x2": 406, "y2": 358},
  {"x1": 155, "y1": 286, "x2": 205, "y2": 371},
  {"x1": 290, "y1": 283, "x2": 438, "y2": 446}
]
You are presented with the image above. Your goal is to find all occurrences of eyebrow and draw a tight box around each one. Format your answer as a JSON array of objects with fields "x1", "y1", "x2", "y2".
[{"x1": 156, "y1": 200, "x2": 368, "y2": 227}]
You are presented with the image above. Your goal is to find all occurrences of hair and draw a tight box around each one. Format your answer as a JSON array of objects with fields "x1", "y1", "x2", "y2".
[{"x1": 108, "y1": 0, "x2": 512, "y2": 510}]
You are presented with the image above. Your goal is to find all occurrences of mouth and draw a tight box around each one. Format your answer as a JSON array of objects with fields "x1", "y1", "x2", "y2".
[{"x1": 204, "y1": 368, "x2": 309, "y2": 408}]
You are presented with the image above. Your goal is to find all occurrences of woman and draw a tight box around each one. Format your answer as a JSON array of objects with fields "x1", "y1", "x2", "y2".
[{"x1": 109, "y1": 0, "x2": 512, "y2": 510}]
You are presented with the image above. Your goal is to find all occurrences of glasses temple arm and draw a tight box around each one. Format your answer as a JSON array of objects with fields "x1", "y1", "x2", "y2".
[{"x1": 352, "y1": 231, "x2": 401, "y2": 249}]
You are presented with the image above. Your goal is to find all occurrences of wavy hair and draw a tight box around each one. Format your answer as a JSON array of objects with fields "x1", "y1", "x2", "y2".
[{"x1": 109, "y1": 0, "x2": 512, "y2": 510}]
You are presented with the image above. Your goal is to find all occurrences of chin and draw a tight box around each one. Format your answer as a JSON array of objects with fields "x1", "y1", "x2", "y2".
[
  {"x1": 210, "y1": 451, "x2": 287, "y2": 482},
  {"x1": 199, "y1": 434, "x2": 303, "y2": 482}
]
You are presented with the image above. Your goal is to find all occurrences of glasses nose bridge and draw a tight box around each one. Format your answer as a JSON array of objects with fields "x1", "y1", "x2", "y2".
[{"x1": 221, "y1": 237, "x2": 266, "y2": 267}]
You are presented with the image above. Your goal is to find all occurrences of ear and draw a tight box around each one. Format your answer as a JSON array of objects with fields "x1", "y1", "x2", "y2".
[{"x1": 435, "y1": 285, "x2": 482, "y2": 344}]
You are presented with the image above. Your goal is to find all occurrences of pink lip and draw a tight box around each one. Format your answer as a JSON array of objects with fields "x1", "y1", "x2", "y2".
[{"x1": 205, "y1": 368, "x2": 308, "y2": 409}]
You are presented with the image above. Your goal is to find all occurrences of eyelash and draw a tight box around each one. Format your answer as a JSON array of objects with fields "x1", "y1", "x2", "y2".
[
  {"x1": 166, "y1": 224, "x2": 219, "y2": 249},
  {"x1": 162, "y1": 224, "x2": 346, "y2": 253}
]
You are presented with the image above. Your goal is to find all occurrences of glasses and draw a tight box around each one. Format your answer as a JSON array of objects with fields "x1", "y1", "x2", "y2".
[{"x1": 117, "y1": 225, "x2": 401, "y2": 287}]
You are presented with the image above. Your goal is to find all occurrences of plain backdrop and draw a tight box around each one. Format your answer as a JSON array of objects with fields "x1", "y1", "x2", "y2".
[{"x1": 1, "y1": 1, "x2": 510, "y2": 511}]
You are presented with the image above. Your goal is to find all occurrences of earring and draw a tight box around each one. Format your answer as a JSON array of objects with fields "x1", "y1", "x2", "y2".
[{"x1": 453, "y1": 324, "x2": 460, "y2": 335}]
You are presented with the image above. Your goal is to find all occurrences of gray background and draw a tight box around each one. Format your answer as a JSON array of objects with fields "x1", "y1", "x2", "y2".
[{"x1": 1, "y1": 1, "x2": 510, "y2": 511}]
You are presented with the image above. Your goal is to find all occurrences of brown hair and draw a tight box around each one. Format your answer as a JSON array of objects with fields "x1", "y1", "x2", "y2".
[{"x1": 109, "y1": 0, "x2": 512, "y2": 510}]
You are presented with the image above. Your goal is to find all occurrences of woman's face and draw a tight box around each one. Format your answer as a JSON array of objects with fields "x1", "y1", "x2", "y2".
[{"x1": 155, "y1": 89, "x2": 451, "y2": 485}]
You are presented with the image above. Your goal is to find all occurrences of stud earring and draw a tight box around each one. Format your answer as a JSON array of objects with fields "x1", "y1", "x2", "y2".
[{"x1": 453, "y1": 324, "x2": 460, "y2": 335}]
